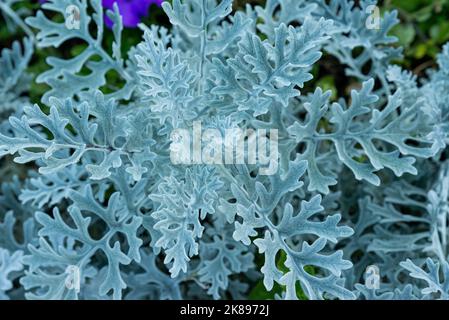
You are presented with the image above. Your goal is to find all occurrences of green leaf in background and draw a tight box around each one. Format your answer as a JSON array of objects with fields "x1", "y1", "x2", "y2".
[
  {"x1": 316, "y1": 75, "x2": 337, "y2": 101},
  {"x1": 249, "y1": 250, "x2": 315, "y2": 300},
  {"x1": 391, "y1": 23, "x2": 416, "y2": 48}
]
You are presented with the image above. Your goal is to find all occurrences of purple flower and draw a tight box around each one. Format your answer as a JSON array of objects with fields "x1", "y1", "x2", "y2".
[
  {"x1": 102, "y1": 0, "x2": 163, "y2": 28},
  {"x1": 39, "y1": 0, "x2": 163, "y2": 28}
]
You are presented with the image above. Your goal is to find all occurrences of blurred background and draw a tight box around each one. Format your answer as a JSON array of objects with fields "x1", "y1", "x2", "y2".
[{"x1": 2, "y1": 0, "x2": 449, "y2": 105}]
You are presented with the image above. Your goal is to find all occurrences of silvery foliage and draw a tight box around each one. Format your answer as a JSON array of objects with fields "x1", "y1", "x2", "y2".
[{"x1": 0, "y1": 0, "x2": 447, "y2": 300}]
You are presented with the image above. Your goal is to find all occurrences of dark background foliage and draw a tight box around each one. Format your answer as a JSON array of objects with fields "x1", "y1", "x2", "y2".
[{"x1": 2, "y1": 0, "x2": 448, "y2": 103}]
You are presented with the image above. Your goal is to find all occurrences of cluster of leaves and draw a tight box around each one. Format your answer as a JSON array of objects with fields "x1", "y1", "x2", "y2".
[{"x1": 0, "y1": 0, "x2": 449, "y2": 300}]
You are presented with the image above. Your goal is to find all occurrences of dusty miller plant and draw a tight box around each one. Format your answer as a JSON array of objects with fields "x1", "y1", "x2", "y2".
[{"x1": 0, "y1": 0, "x2": 448, "y2": 300}]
